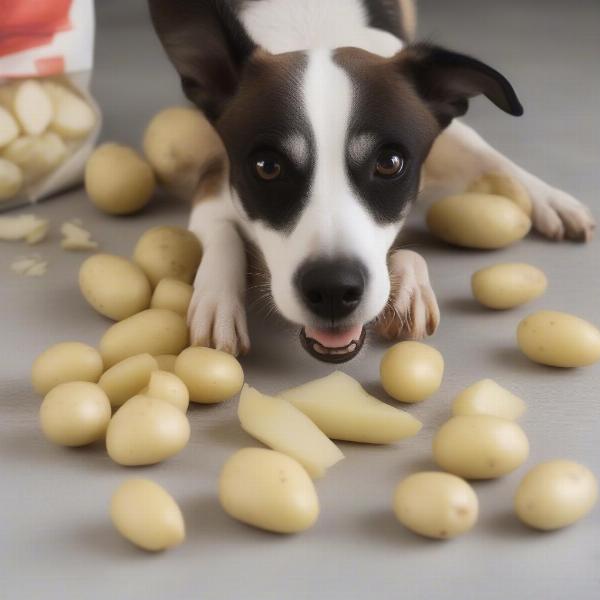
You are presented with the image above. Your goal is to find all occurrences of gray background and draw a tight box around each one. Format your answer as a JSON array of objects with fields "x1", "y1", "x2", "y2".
[{"x1": 1, "y1": 0, "x2": 599, "y2": 598}]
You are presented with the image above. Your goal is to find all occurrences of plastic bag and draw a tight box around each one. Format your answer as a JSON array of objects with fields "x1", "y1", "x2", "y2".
[{"x1": 0, "y1": 0, "x2": 101, "y2": 212}]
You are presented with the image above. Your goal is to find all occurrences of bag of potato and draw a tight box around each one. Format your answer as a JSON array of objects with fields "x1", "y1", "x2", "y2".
[{"x1": 0, "y1": 0, "x2": 100, "y2": 212}]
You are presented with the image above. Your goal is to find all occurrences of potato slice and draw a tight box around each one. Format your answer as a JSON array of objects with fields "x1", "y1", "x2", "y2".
[
  {"x1": 2, "y1": 132, "x2": 68, "y2": 183},
  {"x1": 238, "y1": 384, "x2": 344, "y2": 479},
  {"x1": 14, "y1": 80, "x2": 53, "y2": 135},
  {"x1": 60, "y1": 221, "x2": 98, "y2": 250},
  {"x1": 0, "y1": 106, "x2": 19, "y2": 149},
  {"x1": 0, "y1": 214, "x2": 49, "y2": 242},
  {"x1": 279, "y1": 371, "x2": 422, "y2": 444},
  {"x1": 43, "y1": 82, "x2": 96, "y2": 139}
]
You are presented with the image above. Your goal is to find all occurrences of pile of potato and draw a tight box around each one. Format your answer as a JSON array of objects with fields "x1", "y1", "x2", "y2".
[
  {"x1": 0, "y1": 78, "x2": 96, "y2": 202},
  {"x1": 84, "y1": 106, "x2": 224, "y2": 215}
]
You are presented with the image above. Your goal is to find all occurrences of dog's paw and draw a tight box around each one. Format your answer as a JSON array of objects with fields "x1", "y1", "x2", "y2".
[
  {"x1": 375, "y1": 250, "x2": 440, "y2": 341},
  {"x1": 187, "y1": 288, "x2": 250, "y2": 357},
  {"x1": 531, "y1": 187, "x2": 595, "y2": 242}
]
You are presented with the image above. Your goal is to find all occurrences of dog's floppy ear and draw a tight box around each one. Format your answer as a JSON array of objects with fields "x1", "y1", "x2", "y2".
[
  {"x1": 397, "y1": 43, "x2": 523, "y2": 127},
  {"x1": 148, "y1": 0, "x2": 256, "y2": 120}
]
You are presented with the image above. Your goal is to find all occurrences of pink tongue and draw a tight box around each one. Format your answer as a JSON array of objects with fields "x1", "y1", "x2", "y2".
[{"x1": 305, "y1": 324, "x2": 363, "y2": 349}]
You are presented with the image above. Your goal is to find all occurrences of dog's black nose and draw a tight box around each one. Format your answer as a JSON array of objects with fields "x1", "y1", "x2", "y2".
[{"x1": 296, "y1": 259, "x2": 366, "y2": 321}]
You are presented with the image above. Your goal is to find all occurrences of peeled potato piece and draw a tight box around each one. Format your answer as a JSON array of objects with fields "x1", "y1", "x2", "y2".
[
  {"x1": 238, "y1": 384, "x2": 344, "y2": 479},
  {"x1": 14, "y1": 80, "x2": 53, "y2": 135},
  {"x1": 279, "y1": 371, "x2": 422, "y2": 444},
  {"x1": 0, "y1": 214, "x2": 49, "y2": 242},
  {"x1": 452, "y1": 379, "x2": 526, "y2": 420},
  {"x1": 0, "y1": 106, "x2": 19, "y2": 149},
  {"x1": 43, "y1": 81, "x2": 96, "y2": 139},
  {"x1": 2, "y1": 132, "x2": 67, "y2": 183}
]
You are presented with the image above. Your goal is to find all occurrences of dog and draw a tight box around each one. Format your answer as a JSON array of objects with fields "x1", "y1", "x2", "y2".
[{"x1": 148, "y1": 0, "x2": 595, "y2": 363}]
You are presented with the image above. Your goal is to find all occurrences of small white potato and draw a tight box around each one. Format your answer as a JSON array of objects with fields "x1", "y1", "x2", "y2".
[
  {"x1": 452, "y1": 379, "x2": 526, "y2": 420},
  {"x1": 110, "y1": 479, "x2": 185, "y2": 551},
  {"x1": 43, "y1": 81, "x2": 96, "y2": 139},
  {"x1": 471, "y1": 263, "x2": 547, "y2": 309},
  {"x1": 40, "y1": 382, "x2": 111, "y2": 446},
  {"x1": 0, "y1": 157, "x2": 22, "y2": 200},
  {"x1": 150, "y1": 278, "x2": 193, "y2": 317},
  {"x1": 0, "y1": 106, "x2": 19, "y2": 148},
  {"x1": 175, "y1": 346, "x2": 243, "y2": 404},
  {"x1": 98, "y1": 353, "x2": 158, "y2": 409},
  {"x1": 32, "y1": 341, "x2": 103, "y2": 395},
  {"x1": 106, "y1": 395, "x2": 190, "y2": 466},
  {"x1": 515, "y1": 460, "x2": 598, "y2": 530},
  {"x1": 517, "y1": 310, "x2": 600, "y2": 367},
  {"x1": 380, "y1": 341, "x2": 444, "y2": 403},
  {"x1": 143, "y1": 370, "x2": 189, "y2": 412},
  {"x1": 99, "y1": 308, "x2": 189, "y2": 368},
  {"x1": 238, "y1": 384, "x2": 344, "y2": 479},
  {"x1": 14, "y1": 80, "x2": 53, "y2": 135},
  {"x1": 2, "y1": 132, "x2": 68, "y2": 183},
  {"x1": 433, "y1": 415, "x2": 529, "y2": 479},
  {"x1": 154, "y1": 354, "x2": 177, "y2": 373},
  {"x1": 393, "y1": 472, "x2": 479, "y2": 539},
  {"x1": 279, "y1": 371, "x2": 422, "y2": 444},
  {"x1": 133, "y1": 226, "x2": 202, "y2": 287},
  {"x1": 85, "y1": 143, "x2": 156, "y2": 215},
  {"x1": 426, "y1": 193, "x2": 531, "y2": 249},
  {"x1": 79, "y1": 254, "x2": 152, "y2": 321},
  {"x1": 219, "y1": 448, "x2": 319, "y2": 533},
  {"x1": 468, "y1": 172, "x2": 532, "y2": 216},
  {"x1": 143, "y1": 106, "x2": 225, "y2": 188}
]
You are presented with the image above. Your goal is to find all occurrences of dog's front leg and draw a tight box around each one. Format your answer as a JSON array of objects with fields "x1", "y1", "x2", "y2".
[
  {"x1": 375, "y1": 249, "x2": 440, "y2": 341},
  {"x1": 424, "y1": 120, "x2": 595, "y2": 241},
  {"x1": 187, "y1": 192, "x2": 249, "y2": 357}
]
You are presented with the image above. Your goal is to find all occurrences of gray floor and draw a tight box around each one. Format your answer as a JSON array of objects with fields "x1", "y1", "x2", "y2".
[{"x1": 1, "y1": 1, "x2": 599, "y2": 599}]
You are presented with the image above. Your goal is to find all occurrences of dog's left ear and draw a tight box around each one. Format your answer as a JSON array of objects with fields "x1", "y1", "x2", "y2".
[
  {"x1": 148, "y1": 0, "x2": 256, "y2": 120},
  {"x1": 397, "y1": 43, "x2": 523, "y2": 127}
]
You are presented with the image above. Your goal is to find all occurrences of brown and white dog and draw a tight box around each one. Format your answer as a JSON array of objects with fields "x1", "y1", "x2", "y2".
[{"x1": 149, "y1": 0, "x2": 595, "y2": 362}]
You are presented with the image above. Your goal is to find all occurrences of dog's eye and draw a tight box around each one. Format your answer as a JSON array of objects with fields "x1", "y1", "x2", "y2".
[
  {"x1": 375, "y1": 150, "x2": 404, "y2": 178},
  {"x1": 255, "y1": 155, "x2": 282, "y2": 181}
]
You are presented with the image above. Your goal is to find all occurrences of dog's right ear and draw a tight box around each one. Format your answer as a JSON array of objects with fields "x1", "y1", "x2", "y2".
[{"x1": 148, "y1": 0, "x2": 256, "y2": 120}]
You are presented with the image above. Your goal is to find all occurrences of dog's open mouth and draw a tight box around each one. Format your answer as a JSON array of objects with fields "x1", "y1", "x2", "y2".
[{"x1": 300, "y1": 324, "x2": 366, "y2": 363}]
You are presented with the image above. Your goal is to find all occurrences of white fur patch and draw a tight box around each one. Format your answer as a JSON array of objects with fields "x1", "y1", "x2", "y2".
[{"x1": 239, "y1": 0, "x2": 403, "y2": 57}]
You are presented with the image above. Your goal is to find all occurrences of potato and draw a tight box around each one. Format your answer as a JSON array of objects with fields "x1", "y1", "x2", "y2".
[
  {"x1": 426, "y1": 193, "x2": 531, "y2": 249},
  {"x1": 79, "y1": 254, "x2": 152, "y2": 321},
  {"x1": 219, "y1": 448, "x2": 319, "y2": 533},
  {"x1": 0, "y1": 158, "x2": 23, "y2": 200},
  {"x1": 142, "y1": 370, "x2": 189, "y2": 413},
  {"x1": 110, "y1": 479, "x2": 185, "y2": 551},
  {"x1": 2, "y1": 132, "x2": 67, "y2": 183},
  {"x1": 98, "y1": 353, "x2": 158, "y2": 409},
  {"x1": 60, "y1": 221, "x2": 98, "y2": 251},
  {"x1": 238, "y1": 384, "x2": 344, "y2": 479},
  {"x1": 517, "y1": 310, "x2": 600, "y2": 367},
  {"x1": 433, "y1": 415, "x2": 529, "y2": 479},
  {"x1": 133, "y1": 226, "x2": 202, "y2": 287},
  {"x1": 85, "y1": 143, "x2": 156, "y2": 215},
  {"x1": 99, "y1": 308, "x2": 189, "y2": 368},
  {"x1": 467, "y1": 172, "x2": 532, "y2": 216},
  {"x1": 106, "y1": 395, "x2": 190, "y2": 466},
  {"x1": 380, "y1": 341, "x2": 444, "y2": 403},
  {"x1": 143, "y1": 106, "x2": 225, "y2": 187},
  {"x1": 471, "y1": 263, "x2": 547, "y2": 309},
  {"x1": 155, "y1": 354, "x2": 177, "y2": 373},
  {"x1": 0, "y1": 214, "x2": 48, "y2": 242},
  {"x1": 452, "y1": 379, "x2": 526, "y2": 420},
  {"x1": 0, "y1": 106, "x2": 19, "y2": 148},
  {"x1": 393, "y1": 472, "x2": 479, "y2": 539},
  {"x1": 150, "y1": 278, "x2": 193, "y2": 317},
  {"x1": 43, "y1": 81, "x2": 96, "y2": 139},
  {"x1": 32, "y1": 341, "x2": 103, "y2": 395},
  {"x1": 40, "y1": 382, "x2": 111, "y2": 446},
  {"x1": 279, "y1": 371, "x2": 422, "y2": 444},
  {"x1": 13, "y1": 80, "x2": 53, "y2": 135},
  {"x1": 175, "y1": 346, "x2": 243, "y2": 404},
  {"x1": 514, "y1": 460, "x2": 598, "y2": 530}
]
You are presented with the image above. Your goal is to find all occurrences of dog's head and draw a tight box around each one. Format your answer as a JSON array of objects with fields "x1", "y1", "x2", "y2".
[{"x1": 150, "y1": 0, "x2": 522, "y2": 362}]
